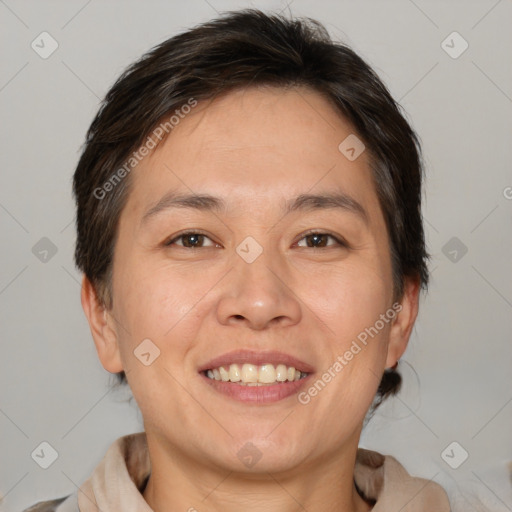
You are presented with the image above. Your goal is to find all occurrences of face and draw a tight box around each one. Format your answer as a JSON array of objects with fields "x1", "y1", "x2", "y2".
[{"x1": 86, "y1": 86, "x2": 416, "y2": 475}]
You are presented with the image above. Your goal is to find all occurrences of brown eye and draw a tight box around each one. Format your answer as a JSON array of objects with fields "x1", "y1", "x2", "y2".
[
  {"x1": 166, "y1": 232, "x2": 217, "y2": 248},
  {"x1": 296, "y1": 233, "x2": 345, "y2": 248}
]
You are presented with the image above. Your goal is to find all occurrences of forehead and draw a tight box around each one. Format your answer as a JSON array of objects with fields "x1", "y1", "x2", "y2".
[{"x1": 127, "y1": 86, "x2": 379, "y2": 218}]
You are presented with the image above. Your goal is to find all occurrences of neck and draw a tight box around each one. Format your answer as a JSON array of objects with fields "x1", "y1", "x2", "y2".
[{"x1": 142, "y1": 434, "x2": 373, "y2": 512}]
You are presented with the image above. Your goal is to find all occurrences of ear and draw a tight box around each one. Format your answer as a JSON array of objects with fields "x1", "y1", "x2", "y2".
[
  {"x1": 81, "y1": 276, "x2": 123, "y2": 373},
  {"x1": 385, "y1": 276, "x2": 421, "y2": 369}
]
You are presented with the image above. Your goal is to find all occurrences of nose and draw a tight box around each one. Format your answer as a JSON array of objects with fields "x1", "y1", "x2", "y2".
[{"x1": 216, "y1": 249, "x2": 302, "y2": 330}]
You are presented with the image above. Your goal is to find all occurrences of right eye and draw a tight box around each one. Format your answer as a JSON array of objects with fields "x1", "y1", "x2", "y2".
[{"x1": 164, "y1": 231, "x2": 219, "y2": 248}]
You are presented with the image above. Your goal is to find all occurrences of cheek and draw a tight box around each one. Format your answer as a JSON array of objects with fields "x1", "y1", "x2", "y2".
[
  {"x1": 300, "y1": 260, "x2": 392, "y2": 343},
  {"x1": 298, "y1": 260, "x2": 393, "y2": 407},
  {"x1": 326, "y1": 307, "x2": 391, "y2": 389},
  {"x1": 109, "y1": 266, "x2": 204, "y2": 406},
  {"x1": 112, "y1": 258, "x2": 216, "y2": 355}
]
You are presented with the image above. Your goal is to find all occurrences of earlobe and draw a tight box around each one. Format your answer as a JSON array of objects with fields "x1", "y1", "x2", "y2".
[
  {"x1": 81, "y1": 277, "x2": 124, "y2": 373},
  {"x1": 385, "y1": 277, "x2": 421, "y2": 369}
]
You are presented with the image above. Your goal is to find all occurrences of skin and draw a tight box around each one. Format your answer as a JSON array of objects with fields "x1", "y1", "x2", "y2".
[{"x1": 82, "y1": 85, "x2": 420, "y2": 512}]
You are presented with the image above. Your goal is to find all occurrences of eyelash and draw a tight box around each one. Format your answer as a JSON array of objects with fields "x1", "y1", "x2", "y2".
[{"x1": 164, "y1": 230, "x2": 348, "y2": 249}]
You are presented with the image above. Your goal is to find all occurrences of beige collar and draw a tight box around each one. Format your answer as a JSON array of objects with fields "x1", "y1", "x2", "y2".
[{"x1": 77, "y1": 432, "x2": 450, "y2": 511}]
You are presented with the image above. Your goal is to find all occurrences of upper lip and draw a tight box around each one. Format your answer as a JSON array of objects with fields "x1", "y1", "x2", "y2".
[{"x1": 198, "y1": 349, "x2": 315, "y2": 374}]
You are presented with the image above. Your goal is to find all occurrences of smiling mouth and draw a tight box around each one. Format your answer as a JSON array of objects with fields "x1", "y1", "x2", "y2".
[{"x1": 201, "y1": 363, "x2": 309, "y2": 386}]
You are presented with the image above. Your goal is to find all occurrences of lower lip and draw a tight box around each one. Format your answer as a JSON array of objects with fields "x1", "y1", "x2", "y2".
[{"x1": 200, "y1": 373, "x2": 313, "y2": 403}]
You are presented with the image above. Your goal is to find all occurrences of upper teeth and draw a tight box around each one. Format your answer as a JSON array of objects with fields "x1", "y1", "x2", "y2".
[{"x1": 205, "y1": 363, "x2": 307, "y2": 385}]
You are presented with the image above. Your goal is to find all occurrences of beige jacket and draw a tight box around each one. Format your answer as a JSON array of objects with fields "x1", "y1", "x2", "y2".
[{"x1": 24, "y1": 432, "x2": 451, "y2": 511}]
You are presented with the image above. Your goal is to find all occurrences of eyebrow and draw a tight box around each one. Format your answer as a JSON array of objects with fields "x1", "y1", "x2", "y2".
[{"x1": 141, "y1": 191, "x2": 368, "y2": 225}]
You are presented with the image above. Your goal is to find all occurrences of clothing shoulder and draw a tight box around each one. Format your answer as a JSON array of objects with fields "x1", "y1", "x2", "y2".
[
  {"x1": 355, "y1": 448, "x2": 451, "y2": 511},
  {"x1": 22, "y1": 493, "x2": 78, "y2": 512}
]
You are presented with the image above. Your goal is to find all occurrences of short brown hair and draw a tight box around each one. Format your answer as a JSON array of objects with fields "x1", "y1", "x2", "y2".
[{"x1": 73, "y1": 9, "x2": 429, "y2": 404}]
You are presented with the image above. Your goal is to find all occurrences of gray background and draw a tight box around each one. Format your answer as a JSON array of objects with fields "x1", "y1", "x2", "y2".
[{"x1": 0, "y1": 0, "x2": 511, "y2": 511}]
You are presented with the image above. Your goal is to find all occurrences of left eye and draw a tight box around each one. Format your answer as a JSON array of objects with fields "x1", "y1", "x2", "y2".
[
  {"x1": 166, "y1": 233, "x2": 217, "y2": 248},
  {"x1": 296, "y1": 233, "x2": 344, "y2": 248}
]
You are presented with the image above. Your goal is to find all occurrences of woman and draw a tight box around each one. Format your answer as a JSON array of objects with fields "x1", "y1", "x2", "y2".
[{"x1": 25, "y1": 9, "x2": 451, "y2": 511}]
